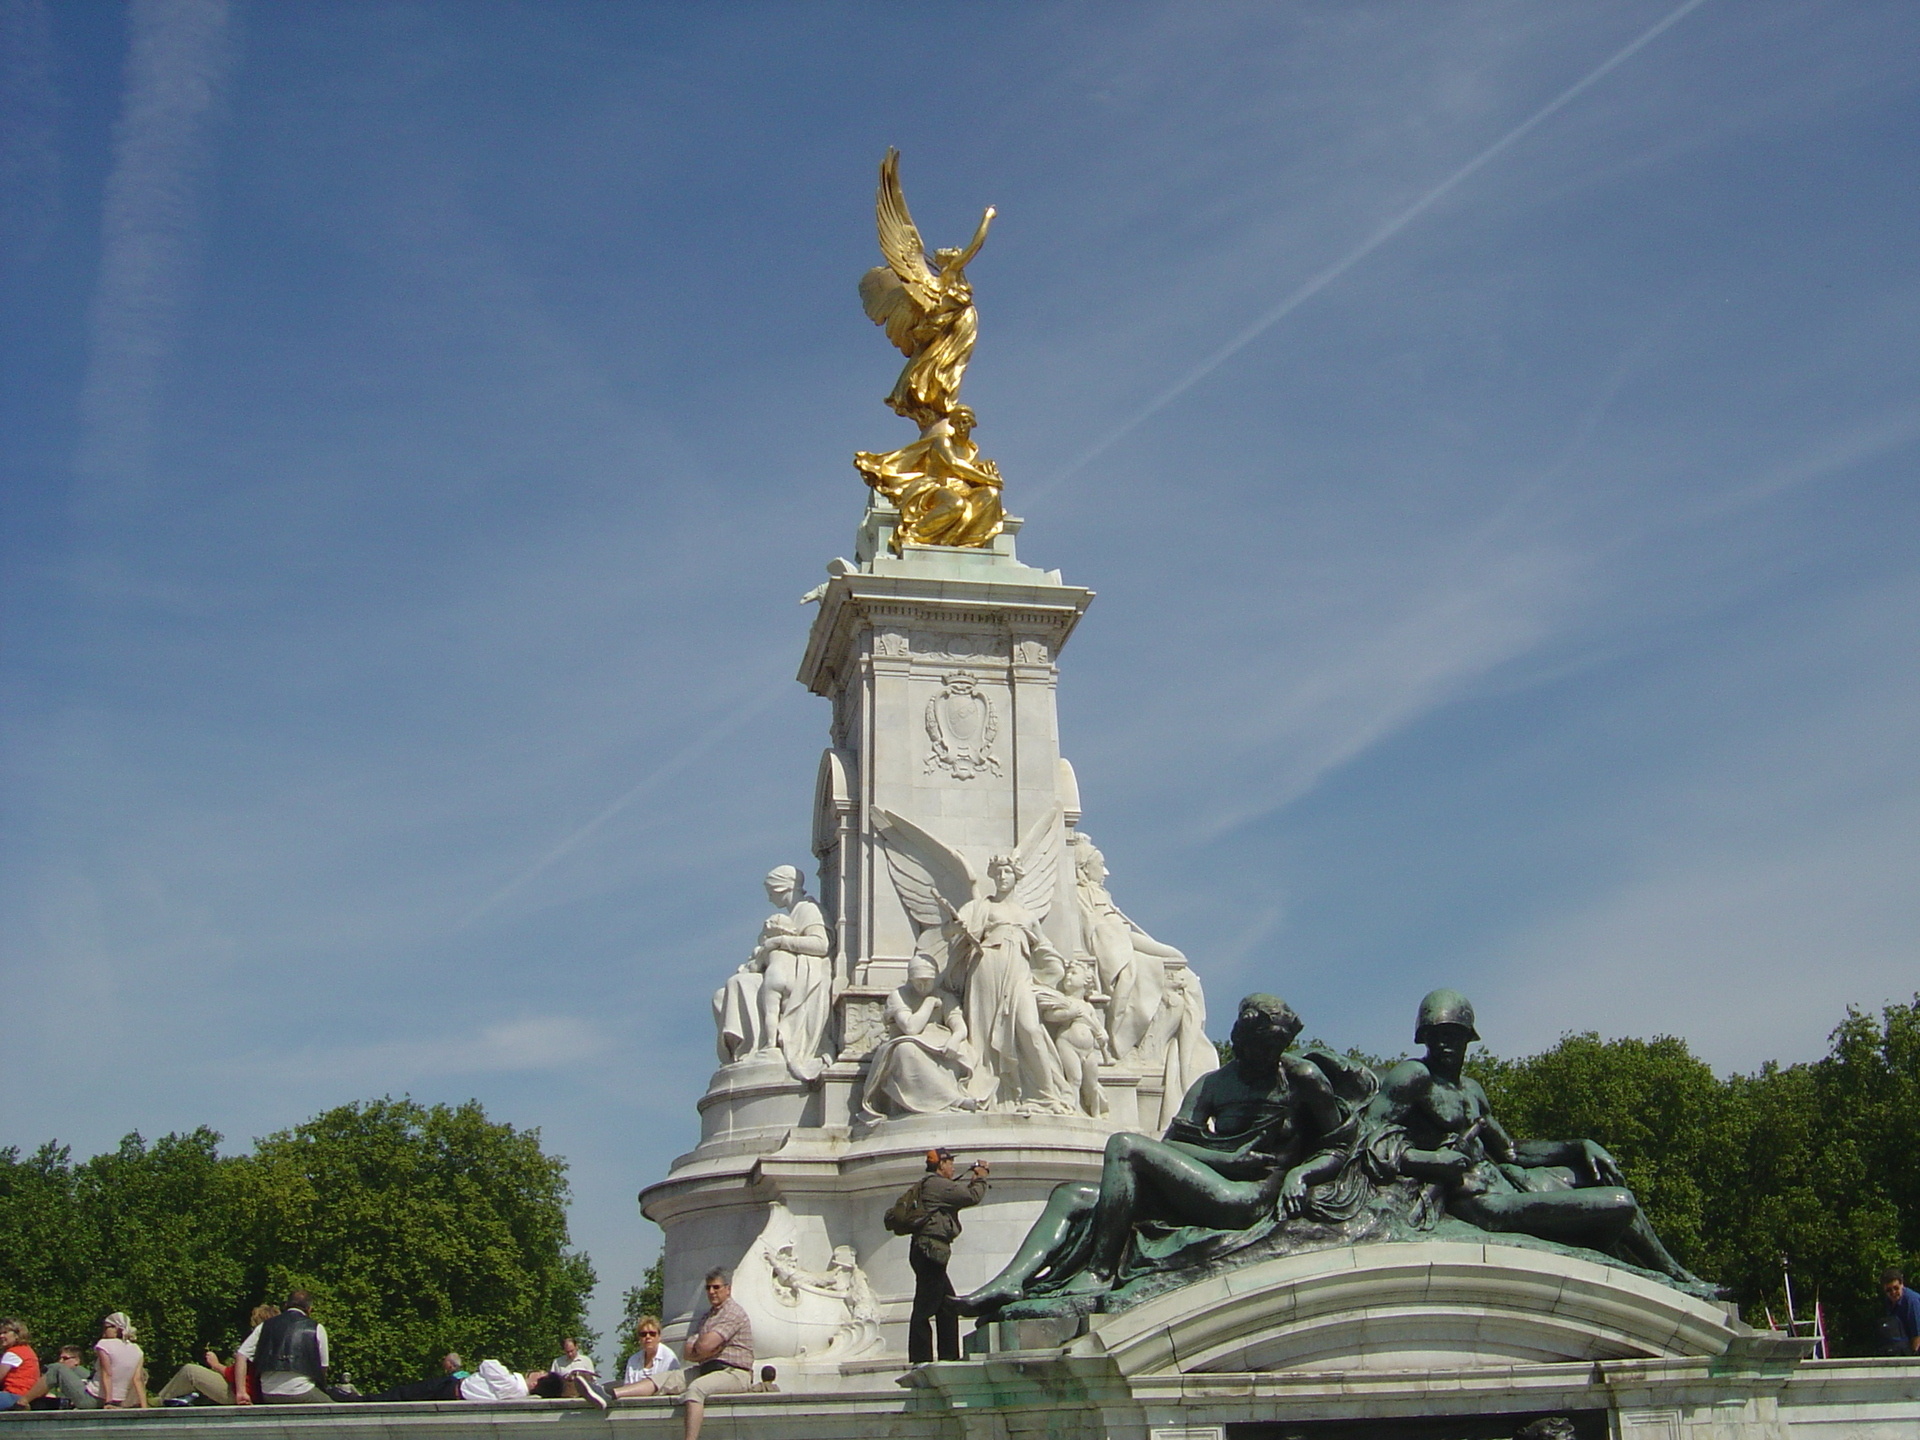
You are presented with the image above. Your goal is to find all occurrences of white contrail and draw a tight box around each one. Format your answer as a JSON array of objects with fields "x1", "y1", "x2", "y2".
[
  {"x1": 1027, "y1": 0, "x2": 1715, "y2": 506},
  {"x1": 74, "y1": 0, "x2": 233, "y2": 507},
  {"x1": 461, "y1": 679, "x2": 791, "y2": 926}
]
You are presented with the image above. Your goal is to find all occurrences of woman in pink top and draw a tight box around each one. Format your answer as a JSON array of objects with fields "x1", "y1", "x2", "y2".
[{"x1": 89, "y1": 1313, "x2": 147, "y2": 1408}]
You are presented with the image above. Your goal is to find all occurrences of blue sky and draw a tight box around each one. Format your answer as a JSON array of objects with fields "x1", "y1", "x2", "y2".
[{"x1": 4, "y1": 0, "x2": 1916, "y2": 1347}]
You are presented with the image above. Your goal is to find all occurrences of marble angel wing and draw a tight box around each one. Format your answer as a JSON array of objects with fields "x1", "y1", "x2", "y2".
[
  {"x1": 1010, "y1": 806, "x2": 1063, "y2": 924},
  {"x1": 872, "y1": 807, "x2": 980, "y2": 935},
  {"x1": 859, "y1": 148, "x2": 939, "y2": 356}
]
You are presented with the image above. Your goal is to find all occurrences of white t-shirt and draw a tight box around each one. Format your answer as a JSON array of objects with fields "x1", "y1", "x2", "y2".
[
  {"x1": 622, "y1": 1343, "x2": 679, "y2": 1386},
  {"x1": 237, "y1": 1319, "x2": 331, "y2": 1397},
  {"x1": 460, "y1": 1361, "x2": 529, "y2": 1402},
  {"x1": 87, "y1": 1339, "x2": 143, "y2": 1403},
  {"x1": 551, "y1": 1351, "x2": 597, "y2": 1375}
]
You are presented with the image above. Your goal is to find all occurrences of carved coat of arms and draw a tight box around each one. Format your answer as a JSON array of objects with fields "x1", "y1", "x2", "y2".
[{"x1": 925, "y1": 674, "x2": 1001, "y2": 780}]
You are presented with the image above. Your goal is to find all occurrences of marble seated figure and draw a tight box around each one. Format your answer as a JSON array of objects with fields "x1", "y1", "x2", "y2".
[
  {"x1": 1071, "y1": 833, "x2": 1185, "y2": 1060},
  {"x1": 958, "y1": 994, "x2": 1371, "y2": 1317},
  {"x1": 858, "y1": 953, "x2": 979, "y2": 1121},
  {"x1": 713, "y1": 866, "x2": 834, "y2": 1082},
  {"x1": 1365, "y1": 989, "x2": 1714, "y2": 1295}
]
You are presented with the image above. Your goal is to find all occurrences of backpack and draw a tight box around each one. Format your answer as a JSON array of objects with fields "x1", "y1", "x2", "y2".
[{"x1": 884, "y1": 1179, "x2": 932, "y2": 1235}]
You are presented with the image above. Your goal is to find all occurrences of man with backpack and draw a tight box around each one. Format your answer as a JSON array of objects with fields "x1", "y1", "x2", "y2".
[{"x1": 888, "y1": 1147, "x2": 989, "y2": 1363}]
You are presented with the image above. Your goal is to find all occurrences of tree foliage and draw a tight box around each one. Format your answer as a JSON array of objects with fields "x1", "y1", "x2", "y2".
[
  {"x1": 1470, "y1": 996, "x2": 1920, "y2": 1355},
  {"x1": 0, "y1": 1099, "x2": 594, "y2": 1388}
]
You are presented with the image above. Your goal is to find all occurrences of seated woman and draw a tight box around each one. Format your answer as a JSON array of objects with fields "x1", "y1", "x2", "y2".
[
  {"x1": 958, "y1": 994, "x2": 1370, "y2": 1316},
  {"x1": 1365, "y1": 989, "x2": 1713, "y2": 1294},
  {"x1": 857, "y1": 954, "x2": 976, "y2": 1121},
  {"x1": 151, "y1": 1304, "x2": 280, "y2": 1406}
]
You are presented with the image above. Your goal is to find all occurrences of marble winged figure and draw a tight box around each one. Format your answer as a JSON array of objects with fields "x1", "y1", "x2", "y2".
[
  {"x1": 854, "y1": 149, "x2": 1006, "y2": 552},
  {"x1": 870, "y1": 806, "x2": 1080, "y2": 1113}
]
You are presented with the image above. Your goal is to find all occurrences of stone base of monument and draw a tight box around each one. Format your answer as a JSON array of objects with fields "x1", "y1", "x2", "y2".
[
  {"x1": 644, "y1": 1102, "x2": 1145, "y2": 1363},
  {"x1": 24, "y1": 1243, "x2": 1915, "y2": 1437}
]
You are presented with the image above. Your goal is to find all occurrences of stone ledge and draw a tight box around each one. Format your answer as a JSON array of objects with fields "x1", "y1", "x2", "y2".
[{"x1": 1085, "y1": 1241, "x2": 1745, "y2": 1375}]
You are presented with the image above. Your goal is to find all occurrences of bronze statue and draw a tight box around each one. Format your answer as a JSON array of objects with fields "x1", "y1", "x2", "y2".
[
  {"x1": 956, "y1": 995, "x2": 1374, "y2": 1317},
  {"x1": 953, "y1": 988, "x2": 1722, "y2": 1322},
  {"x1": 1364, "y1": 989, "x2": 1712, "y2": 1293},
  {"x1": 853, "y1": 150, "x2": 1005, "y2": 552}
]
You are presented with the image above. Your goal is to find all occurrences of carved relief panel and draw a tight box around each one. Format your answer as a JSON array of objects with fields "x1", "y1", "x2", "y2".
[{"x1": 924, "y1": 673, "x2": 1002, "y2": 780}]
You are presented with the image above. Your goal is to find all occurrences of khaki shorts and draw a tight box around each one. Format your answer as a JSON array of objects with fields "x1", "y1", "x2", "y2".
[{"x1": 656, "y1": 1364, "x2": 751, "y2": 1404}]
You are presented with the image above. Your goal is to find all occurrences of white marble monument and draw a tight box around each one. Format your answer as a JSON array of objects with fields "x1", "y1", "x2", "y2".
[{"x1": 640, "y1": 502, "x2": 1215, "y2": 1365}]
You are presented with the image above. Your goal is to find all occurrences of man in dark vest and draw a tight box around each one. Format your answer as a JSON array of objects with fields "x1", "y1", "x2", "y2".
[
  {"x1": 234, "y1": 1291, "x2": 335, "y2": 1404},
  {"x1": 907, "y1": 1147, "x2": 989, "y2": 1364}
]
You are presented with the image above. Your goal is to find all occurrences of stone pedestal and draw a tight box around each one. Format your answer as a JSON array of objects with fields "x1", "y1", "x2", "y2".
[{"x1": 799, "y1": 507, "x2": 1094, "y2": 998}]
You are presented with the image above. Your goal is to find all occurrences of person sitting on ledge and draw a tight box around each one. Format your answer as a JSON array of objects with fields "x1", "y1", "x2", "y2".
[
  {"x1": 621, "y1": 1315, "x2": 679, "y2": 1389},
  {"x1": 234, "y1": 1291, "x2": 343, "y2": 1404},
  {"x1": 1364, "y1": 989, "x2": 1712, "y2": 1292},
  {"x1": 958, "y1": 993, "x2": 1361, "y2": 1315},
  {"x1": 149, "y1": 1305, "x2": 280, "y2": 1407},
  {"x1": 0, "y1": 1320, "x2": 39, "y2": 1412},
  {"x1": 21, "y1": 1344, "x2": 92, "y2": 1410},
  {"x1": 613, "y1": 1268, "x2": 753, "y2": 1440}
]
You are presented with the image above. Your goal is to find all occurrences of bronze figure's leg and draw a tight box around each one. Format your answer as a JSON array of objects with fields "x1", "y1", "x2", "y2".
[
  {"x1": 1078, "y1": 1132, "x2": 1275, "y2": 1286},
  {"x1": 955, "y1": 1181, "x2": 1099, "y2": 1314}
]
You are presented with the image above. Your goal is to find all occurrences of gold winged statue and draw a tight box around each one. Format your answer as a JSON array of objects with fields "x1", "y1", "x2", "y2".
[{"x1": 854, "y1": 149, "x2": 1005, "y2": 551}]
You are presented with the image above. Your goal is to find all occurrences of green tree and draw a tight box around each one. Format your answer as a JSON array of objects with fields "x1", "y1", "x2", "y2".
[
  {"x1": 247, "y1": 1098, "x2": 595, "y2": 1389},
  {"x1": 1469, "y1": 1032, "x2": 1738, "y2": 1271},
  {"x1": 0, "y1": 1130, "x2": 262, "y2": 1378},
  {"x1": 0, "y1": 1143, "x2": 100, "y2": 1358},
  {"x1": 1466, "y1": 999, "x2": 1920, "y2": 1355},
  {"x1": 72, "y1": 1128, "x2": 265, "y2": 1377}
]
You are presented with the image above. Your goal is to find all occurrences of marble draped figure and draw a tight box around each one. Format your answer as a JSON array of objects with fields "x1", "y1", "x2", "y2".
[
  {"x1": 714, "y1": 866, "x2": 834, "y2": 1082},
  {"x1": 858, "y1": 953, "x2": 978, "y2": 1121},
  {"x1": 1071, "y1": 832, "x2": 1215, "y2": 1128},
  {"x1": 859, "y1": 809, "x2": 1215, "y2": 1119}
]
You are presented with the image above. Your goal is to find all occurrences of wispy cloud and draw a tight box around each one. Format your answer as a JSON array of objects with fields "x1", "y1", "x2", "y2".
[
  {"x1": 73, "y1": 0, "x2": 233, "y2": 508},
  {"x1": 242, "y1": 1017, "x2": 612, "y2": 1087},
  {"x1": 461, "y1": 677, "x2": 791, "y2": 928},
  {"x1": 1028, "y1": 0, "x2": 1716, "y2": 507}
]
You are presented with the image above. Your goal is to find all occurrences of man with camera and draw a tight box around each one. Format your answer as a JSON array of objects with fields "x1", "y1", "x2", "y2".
[{"x1": 896, "y1": 1147, "x2": 989, "y2": 1363}]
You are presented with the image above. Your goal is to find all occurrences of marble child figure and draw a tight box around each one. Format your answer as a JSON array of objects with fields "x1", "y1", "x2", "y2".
[
  {"x1": 1364, "y1": 989, "x2": 1711, "y2": 1293},
  {"x1": 713, "y1": 867, "x2": 833, "y2": 1081},
  {"x1": 1037, "y1": 956, "x2": 1114, "y2": 1118}
]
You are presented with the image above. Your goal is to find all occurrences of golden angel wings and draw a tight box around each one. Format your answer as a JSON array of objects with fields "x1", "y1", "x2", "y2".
[{"x1": 854, "y1": 150, "x2": 1006, "y2": 551}]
